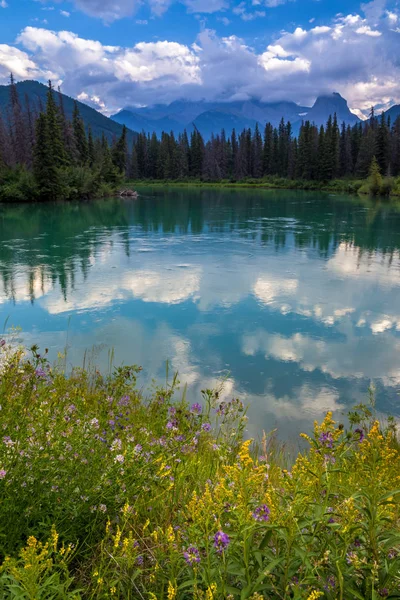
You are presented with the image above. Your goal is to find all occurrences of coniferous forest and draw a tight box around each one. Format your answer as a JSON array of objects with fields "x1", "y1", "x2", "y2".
[
  {"x1": 1, "y1": 74, "x2": 400, "y2": 201},
  {"x1": 130, "y1": 111, "x2": 400, "y2": 195},
  {"x1": 0, "y1": 77, "x2": 127, "y2": 202}
]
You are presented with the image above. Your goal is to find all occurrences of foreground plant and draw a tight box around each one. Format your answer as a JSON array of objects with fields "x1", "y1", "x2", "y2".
[{"x1": 0, "y1": 341, "x2": 399, "y2": 599}]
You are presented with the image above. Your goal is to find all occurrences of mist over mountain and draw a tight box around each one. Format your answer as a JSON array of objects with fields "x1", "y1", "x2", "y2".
[{"x1": 111, "y1": 92, "x2": 360, "y2": 139}]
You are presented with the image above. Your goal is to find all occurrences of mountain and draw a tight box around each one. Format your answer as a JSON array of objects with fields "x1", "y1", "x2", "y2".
[
  {"x1": 0, "y1": 80, "x2": 137, "y2": 145},
  {"x1": 300, "y1": 92, "x2": 360, "y2": 128},
  {"x1": 111, "y1": 93, "x2": 360, "y2": 139},
  {"x1": 384, "y1": 104, "x2": 400, "y2": 123}
]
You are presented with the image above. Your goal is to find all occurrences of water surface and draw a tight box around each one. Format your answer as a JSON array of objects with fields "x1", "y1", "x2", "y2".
[{"x1": 1, "y1": 188, "x2": 400, "y2": 439}]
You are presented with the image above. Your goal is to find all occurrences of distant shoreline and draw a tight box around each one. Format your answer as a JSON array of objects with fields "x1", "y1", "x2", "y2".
[{"x1": 129, "y1": 178, "x2": 400, "y2": 197}]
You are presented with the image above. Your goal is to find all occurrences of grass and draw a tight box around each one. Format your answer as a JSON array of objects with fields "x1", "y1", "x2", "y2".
[
  {"x1": 128, "y1": 177, "x2": 400, "y2": 198},
  {"x1": 0, "y1": 341, "x2": 399, "y2": 599}
]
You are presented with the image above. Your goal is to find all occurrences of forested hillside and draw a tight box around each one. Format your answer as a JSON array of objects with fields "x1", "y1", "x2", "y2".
[
  {"x1": 0, "y1": 80, "x2": 136, "y2": 146},
  {"x1": 0, "y1": 77, "x2": 129, "y2": 202}
]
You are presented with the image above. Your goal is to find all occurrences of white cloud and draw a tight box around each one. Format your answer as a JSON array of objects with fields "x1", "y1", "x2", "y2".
[
  {"x1": 60, "y1": 10, "x2": 71, "y2": 16},
  {"x1": 1, "y1": 0, "x2": 400, "y2": 115},
  {"x1": 0, "y1": 0, "x2": 8, "y2": 7},
  {"x1": 355, "y1": 25, "x2": 382, "y2": 36}
]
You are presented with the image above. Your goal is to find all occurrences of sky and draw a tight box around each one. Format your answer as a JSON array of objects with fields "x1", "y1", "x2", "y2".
[{"x1": 0, "y1": 0, "x2": 399, "y2": 116}]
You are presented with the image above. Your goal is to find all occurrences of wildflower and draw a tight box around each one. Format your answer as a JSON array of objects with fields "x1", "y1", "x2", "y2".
[
  {"x1": 205, "y1": 583, "x2": 217, "y2": 600},
  {"x1": 354, "y1": 428, "x2": 365, "y2": 442},
  {"x1": 202, "y1": 422, "x2": 211, "y2": 432},
  {"x1": 115, "y1": 454, "x2": 124, "y2": 464},
  {"x1": 90, "y1": 418, "x2": 99, "y2": 429},
  {"x1": 136, "y1": 555, "x2": 144, "y2": 566},
  {"x1": 379, "y1": 589, "x2": 389, "y2": 598},
  {"x1": 319, "y1": 431, "x2": 334, "y2": 449},
  {"x1": 167, "y1": 581, "x2": 176, "y2": 600},
  {"x1": 0, "y1": 469, "x2": 6, "y2": 479},
  {"x1": 118, "y1": 395, "x2": 130, "y2": 407},
  {"x1": 98, "y1": 504, "x2": 107, "y2": 513},
  {"x1": 214, "y1": 530, "x2": 230, "y2": 554},
  {"x1": 110, "y1": 587, "x2": 116, "y2": 595},
  {"x1": 190, "y1": 403, "x2": 202, "y2": 415},
  {"x1": 134, "y1": 444, "x2": 142, "y2": 453},
  {"x1": 252, "y1": 504, "x2": 270, "y2": 522},
  {"x1": 324, "y1": 575, "x2": 336, "y2": 591},
  {"x1": 183, "y1": 545, "x2": 200, "y2": 566},
  {"x1": 35, "y1": 367, "x2": 47, "y2": 378},
  {"x1": 3, "y1": 436, "x2": 14, "y2": 447},
  {"x1": 111, "y1": 438, "x2": 122, "y2": 451},
  {"x1": 307, "y1": 592, "x2": 323, "y2": 600}
]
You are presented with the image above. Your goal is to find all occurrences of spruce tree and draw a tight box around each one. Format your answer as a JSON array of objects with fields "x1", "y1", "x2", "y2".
[
  {"x1": 72, "y1": 101, "x2": 88, "y2": 165},
  {"x1": 34, "y1": 112, "x2": 63, "y2": 200},
  {"x1": 46, "y1": 81, "x2": 67, "y2": 168},
  {"x1": 376, "y1": 112, "x2": 390, "y2": 174},
  {"x1": 112, "y1": 125, "x2": 128, "y2": 174}
]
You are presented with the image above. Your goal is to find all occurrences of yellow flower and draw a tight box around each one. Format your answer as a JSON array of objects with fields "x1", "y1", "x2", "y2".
[
  {"x1": 307, "y1": 591, "x2": 323, "y2": 600},
  {"x1": 166, "y1": 525, "x2": 175, "y2": 543},
  {"x1": 205, "y1": 583, "x2": 217, "y2": 600},
  {"x1": 114, "y1": 526, "x2": 122, "y2": 549},
  {"x1": 167, "y1": 581, "x2": 176, "y2": 600},
  {"x1": 110, "y1": 587, "x2": 116, "y2": 595}
]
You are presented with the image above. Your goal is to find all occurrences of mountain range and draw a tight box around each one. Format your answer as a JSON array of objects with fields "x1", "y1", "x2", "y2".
[
  {"x1": 111, "y1": 92, "x2": 362, "y2": 139},
  {"x1": 0, "y1": 80, "x2": 137, "y2": 145}
]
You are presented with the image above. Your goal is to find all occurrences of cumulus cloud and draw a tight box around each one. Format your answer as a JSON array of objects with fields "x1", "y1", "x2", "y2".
[{"x1": 0, "y1": 0, "x2": 399, "y2": 113}]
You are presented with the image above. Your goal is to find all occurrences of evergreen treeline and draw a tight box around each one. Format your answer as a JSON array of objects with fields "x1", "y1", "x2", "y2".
[
  {"x1": 0, "y1": 76, "x2": 128, "y2": 202},
  {"x1": 2, "y1": 72, "x2": 400, "y2": 202},
  {"x1": 129, "y1": 111, "x2": 400, "y2": 193}
]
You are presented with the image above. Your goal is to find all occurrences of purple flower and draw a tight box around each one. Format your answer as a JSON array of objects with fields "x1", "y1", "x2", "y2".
[
  {"x1": 118, "y1": 395, "x2": 130, "y2": 407},
  {"x1": 214, "y1": 530, "x2": 230, "y2": 554},
  {"x1": 202, "y1": 422, "x2": 211, "y2": 432},
  {"x1": 0, "y1": 469, "x2": 6, "y2": 479},
  {"x1": 183, "y1": 545, "x2": 201, "y2": 566},
  {"x1": 190, "y1": 403, "x2": 202, "y2": 415},
  {"x1": 0, "y1": 339, "x2": 5, "y2": 347},
  {"x1": 252, "y1": 504, "x2": 270, "y2": 522},
  {"x1": 324, "y1": 575, "x2": 336, "y2": 591},
  {"x1": 134, "y1": 444, "x2": 142, "y2": 453},
  {"x1": 379, "y1": 589, "x2": 389, "y2": 598},
  {"x1": 319, "y1": 431, "x2": 334, "y2": 449},
  {"x1": 35, "y1": 367, "x2": 47, "y2": 379},
  {"x1": 136, "y1": 555, "x2": 144, "y2": 566},
  {"x1": 354, "y1": 428, "x2": 365, "y2": 443}
]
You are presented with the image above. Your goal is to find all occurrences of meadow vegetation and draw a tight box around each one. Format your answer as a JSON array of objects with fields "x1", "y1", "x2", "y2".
[{"x1": 0, "y1": 341, "x2": 399, "y2": 599}]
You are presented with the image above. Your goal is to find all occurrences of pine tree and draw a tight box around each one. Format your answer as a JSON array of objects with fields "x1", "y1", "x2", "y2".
[
  {"x1": 34, "y1": 112, "x2": 63, "y2": 200},
  {"x1": 72, "y1": 101, "x2": 88, "y2": 165},
  {"x1": 376, "y1": 112, "x2": 390, "y2": 174},
  {"x1": 87, "y1": 127, "x2": 95, "y2": 168},
  {"x1": 46, "y1": 81, "x2": 67, "y2": 168},
  {"x1": 112, "y1": 125, "x2": 128, "y2": 174},
  {"x1": 9, "y1": 73, "x2": 27, "y2": 165}
]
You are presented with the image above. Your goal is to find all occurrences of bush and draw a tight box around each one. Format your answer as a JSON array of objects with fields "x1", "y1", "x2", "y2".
[
  {"x1": 0, "y1": 341, "x2": 399, "y2": 599},
  {"x1": 0, "y1": 167, "x2": 38, "y2": 202}
]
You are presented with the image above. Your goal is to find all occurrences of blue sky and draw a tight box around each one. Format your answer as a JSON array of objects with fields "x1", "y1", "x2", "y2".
[{"x1": 0, "y1": 0, "x2": 399, "y2": 114}]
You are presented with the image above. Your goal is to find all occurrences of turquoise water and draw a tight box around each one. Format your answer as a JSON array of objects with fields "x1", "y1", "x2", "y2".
[{"x1": 1, "y1": 188, "x2": 400, "y2": 438}]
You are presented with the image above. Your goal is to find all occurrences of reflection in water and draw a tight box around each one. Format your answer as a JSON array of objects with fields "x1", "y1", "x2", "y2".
[{"x1": 1, "y1": 188, "x2": 400, "y2": 439}]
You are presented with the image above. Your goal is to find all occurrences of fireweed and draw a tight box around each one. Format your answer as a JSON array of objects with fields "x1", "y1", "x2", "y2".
[{"x1": 0, "y1": 343, "x2": 399, "y2": 599}]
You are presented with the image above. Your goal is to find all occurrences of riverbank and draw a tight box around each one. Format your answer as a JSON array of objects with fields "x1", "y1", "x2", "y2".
[
  {"x1": 130, "y1": 176, "x2": 400, "y2": 197},
  {"x1": 0, "y1": 341, "x2": 399, "y2": 599}
]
